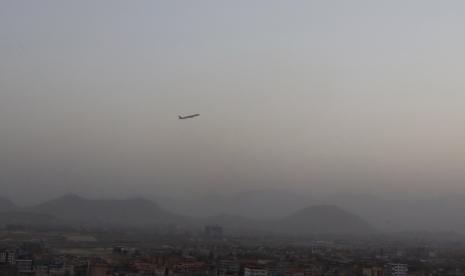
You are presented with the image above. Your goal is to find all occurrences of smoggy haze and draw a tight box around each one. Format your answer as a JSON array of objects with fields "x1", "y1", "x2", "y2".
[{"x1": 1, "y1": 1, "x2": 465, "y2": 204}]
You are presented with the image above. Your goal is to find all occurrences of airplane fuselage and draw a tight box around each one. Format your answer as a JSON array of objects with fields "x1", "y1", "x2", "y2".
[{"x1": 179, "y1": 114, "x2": 200, "y2": 119}]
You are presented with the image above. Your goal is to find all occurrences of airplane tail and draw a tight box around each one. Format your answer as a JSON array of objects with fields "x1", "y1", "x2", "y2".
[{"x1": 178, "y1": 115, "x2": 182, "y2": 119}]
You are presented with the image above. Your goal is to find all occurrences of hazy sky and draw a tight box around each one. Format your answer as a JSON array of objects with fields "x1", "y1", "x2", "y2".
[{"x1": 1, "y1": 1, "x2": 465, "y2": 203}]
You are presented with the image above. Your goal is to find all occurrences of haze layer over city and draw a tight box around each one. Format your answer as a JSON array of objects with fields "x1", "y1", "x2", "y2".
[{"x1": 2, "y1": 1, "x2": 465, "y2": 232}]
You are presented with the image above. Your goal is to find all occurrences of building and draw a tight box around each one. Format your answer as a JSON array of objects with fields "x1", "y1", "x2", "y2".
[
  {"x1": 218, "y1": 259, "x2": 240, "y2": 275},
  {"x1": 363, "y1": 266, "x2": 383, "y2": 276},
  {"x1": 243, "y1": 266, "x2": 268, "y2": 276},
  {"x1": 0, "y1": 250, "x2": 15, "y2": 265},
  {"x1": 34, "y1": 264, "x2": 49, "y2": 276},
  {"x1": 384, "y1": 263, "x2": 407, "y2": 276},
  {"x1": 89, "y1": 263, "x2": 111, "y2": 276},
  {"x1": 16, "y1": 259, "x2": 34, "y2": 275}
]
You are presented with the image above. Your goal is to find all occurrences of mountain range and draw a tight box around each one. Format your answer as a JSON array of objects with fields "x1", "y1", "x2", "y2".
[
  {"x1": 10, "y1": 191, "x2": 465, "y2": 234},
  {"x1": 6, "y1": 191, "x2": 465, "y2": 234},
  {"x1": 0, "y1": 194, "x2": 373, "y2": 235},
  {"x1": 155, "y1": 190, "x2": 465, "y2": 233}
]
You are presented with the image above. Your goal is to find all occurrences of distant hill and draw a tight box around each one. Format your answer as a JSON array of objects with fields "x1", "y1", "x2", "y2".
[
  {"x1": 30, "y1": 194, "x2": 183, "y2": 227},
  {"x1": 203, "y1": 205, "x2": 374, "y2": 235},
  {"x1": 321, "y1": 194, "x2": 465, "y2": 233},
  {"x1": 272, "y1": 205, "x2": 375, "y2": 235},
  {"x1": 157, "y1": 191, "x2": 465, "y2": 233},
  {"x1": 0, "y1": 197, "x2": 17, "y2": 211}
]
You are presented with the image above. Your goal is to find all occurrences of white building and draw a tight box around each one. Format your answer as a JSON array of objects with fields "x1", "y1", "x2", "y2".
[{"x1": 384, "y1": 263, "x2": 407, "y2": 276}]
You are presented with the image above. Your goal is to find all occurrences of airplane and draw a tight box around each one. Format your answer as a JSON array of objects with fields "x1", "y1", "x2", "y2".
[{"x1": 178, "y1": 114, "x2": 200, "y2": 120}]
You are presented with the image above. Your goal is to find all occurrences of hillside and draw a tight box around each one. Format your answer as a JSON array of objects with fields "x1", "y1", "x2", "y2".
[
  {"x1": 202, "y1": 205, "x2": 374, "y2": 235},
  {"x1": 323, "y1": 194, "x2": 465, "y2": 233},
  {"x1": 0, "y1": 197, "x2": 17, "y2": 211},
  {"x1": 273, "y1": 205, "x2": 375, "y2": 235},
  {"x1": 31, "y1": 194, "x2": 183, "y2": 227}
]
